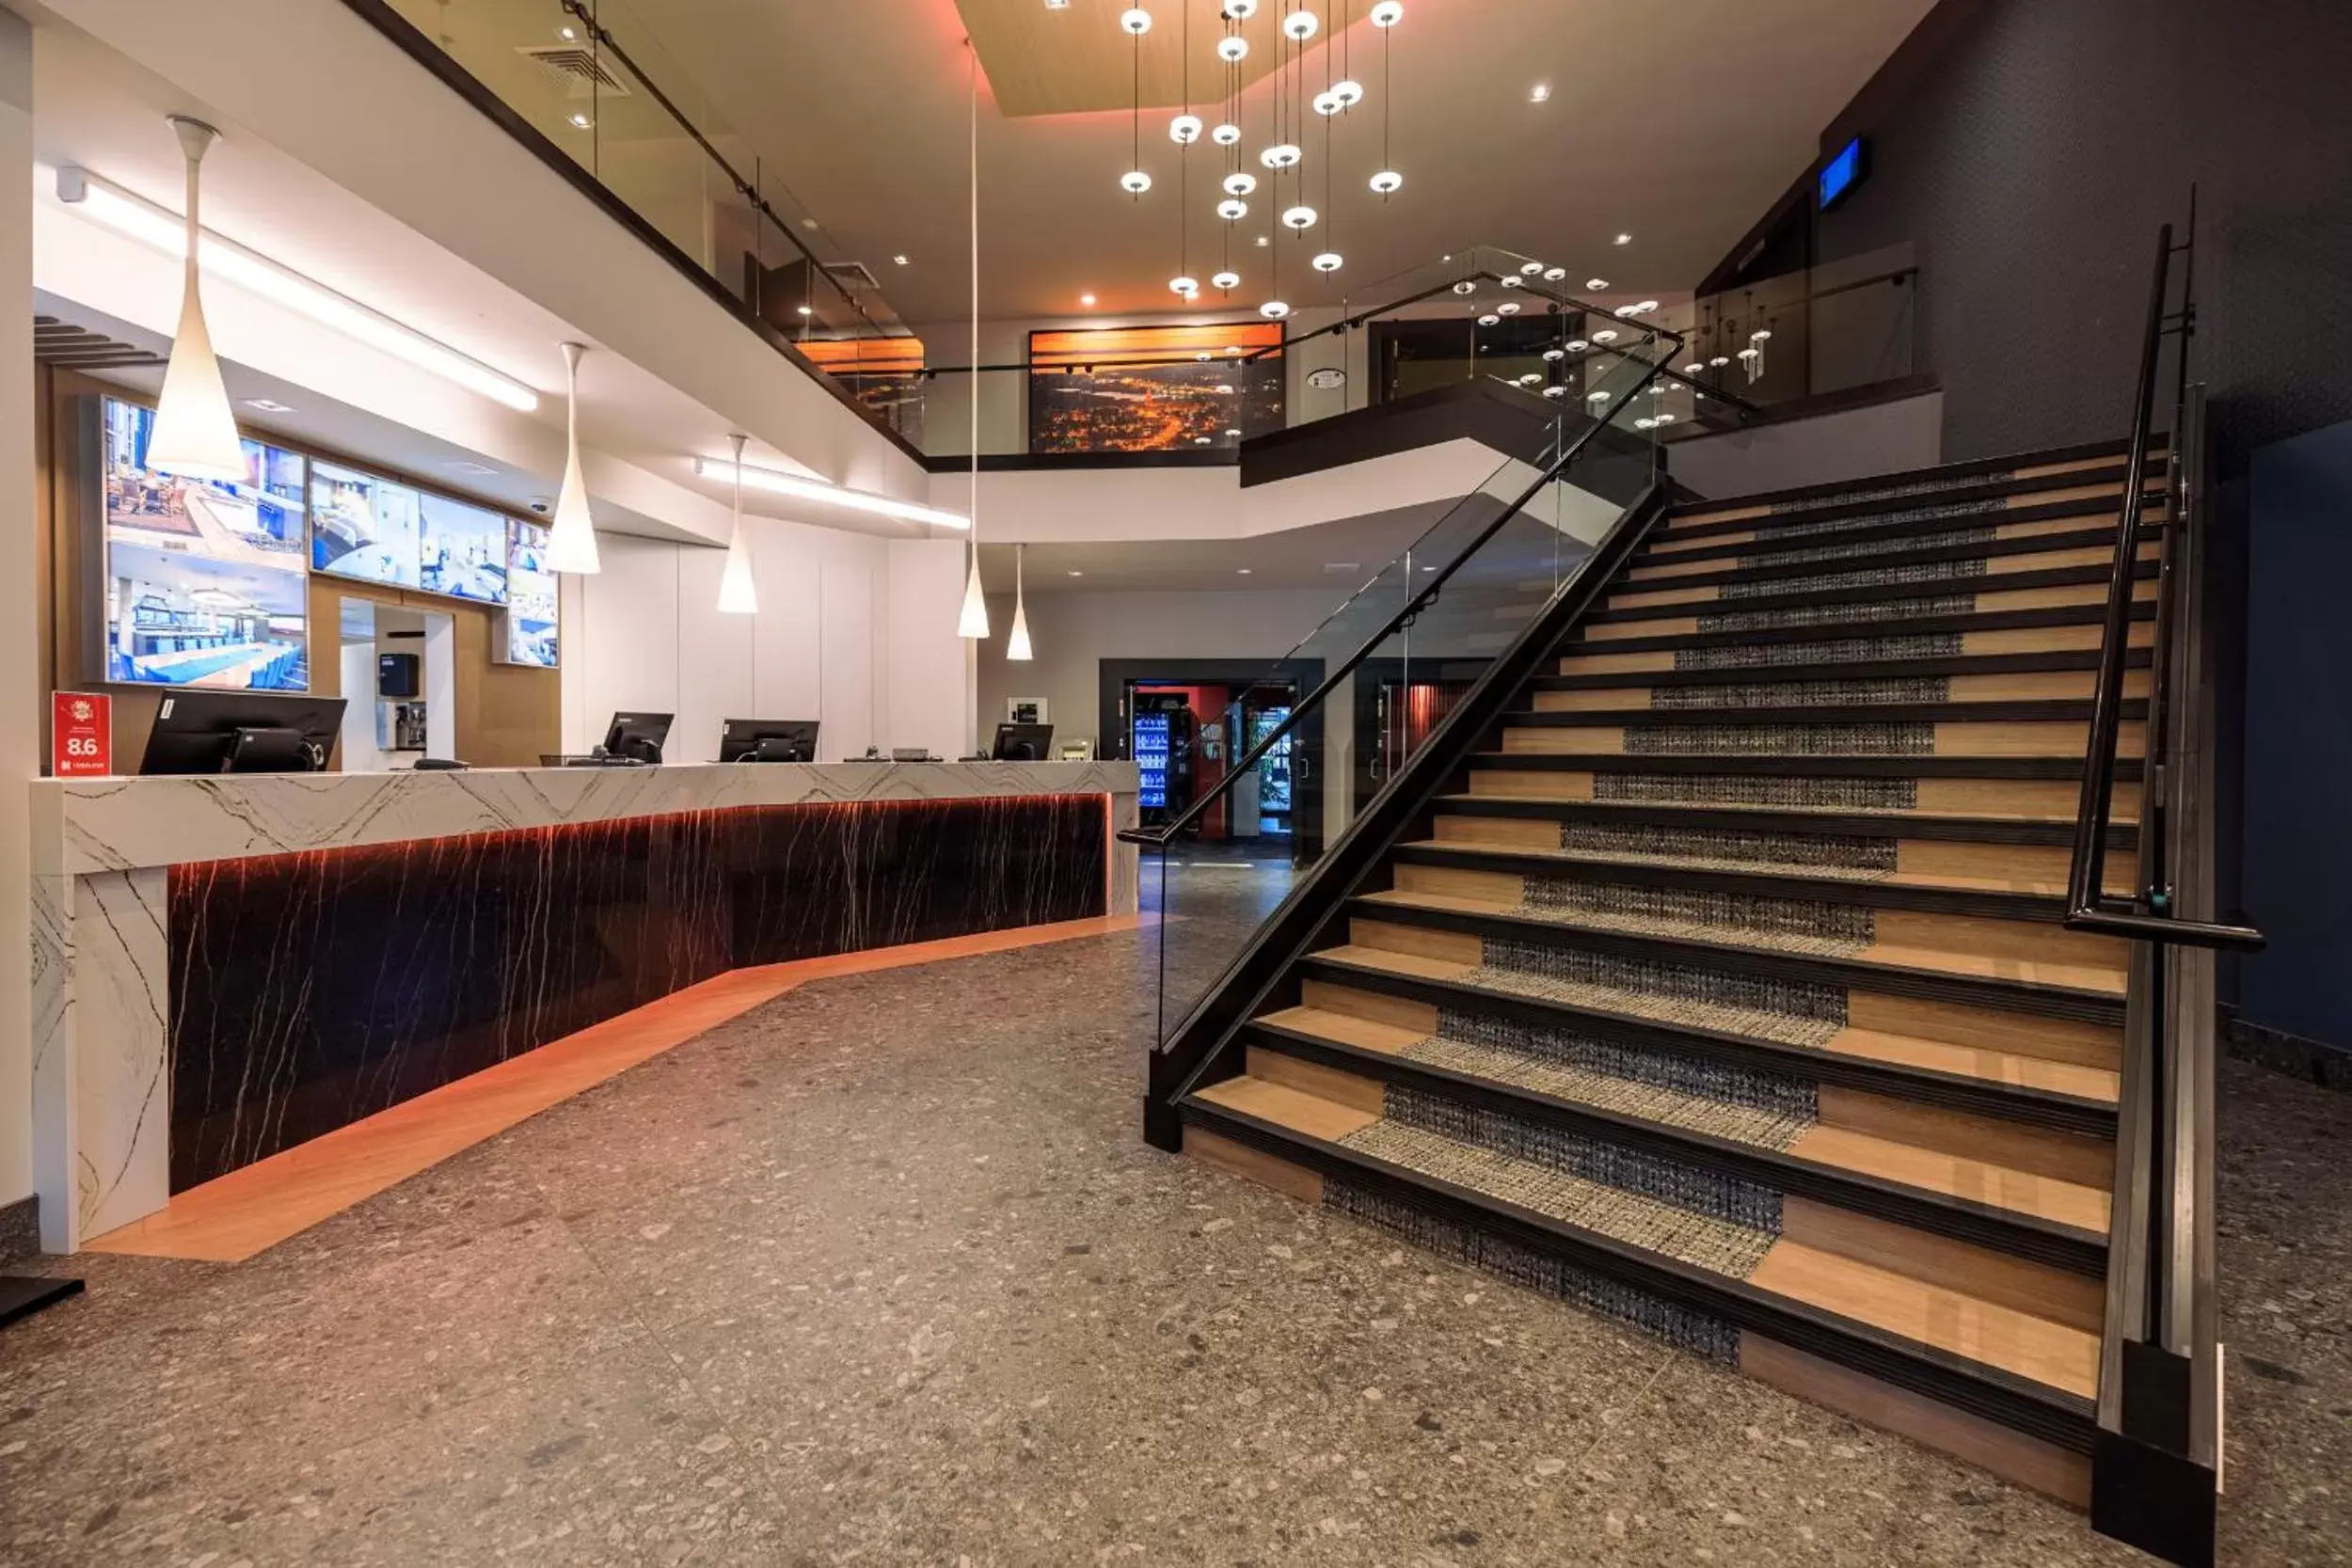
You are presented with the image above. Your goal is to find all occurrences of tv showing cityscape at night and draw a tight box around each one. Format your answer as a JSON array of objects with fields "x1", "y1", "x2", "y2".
[{"x1": 1027, "y1": 324, "x2": 1285, "y2": 453}]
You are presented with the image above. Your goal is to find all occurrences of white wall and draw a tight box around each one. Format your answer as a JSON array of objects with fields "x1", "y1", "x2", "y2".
[
  {"x1": 1, "y1": 4, "x2": 35, "y2": 1216},
  {"x1": 561, "y1": 515, "x2": 935, "y2": 764},
  {"x1": 885, "y1": 538, "x2": 977, "y2": 760},
  {"x1": 337, "y1": 642, "x2": 387, "y2": 772}
]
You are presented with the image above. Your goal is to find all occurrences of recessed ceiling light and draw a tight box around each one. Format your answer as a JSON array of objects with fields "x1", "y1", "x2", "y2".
[
  {"x1": 567, "y1": 112, "x2": 593, "y2": 130},
  {"x1": 892, "y1": 254, "x2": 910, "y2": 265},
  {"x1": 796, "y1": 305, "x2": 814, "y2": 316},
  {"x1": 1067, "y1": 569, "x2": 1084, "y2": 576},
  {"x1": 1613, "y1": 232, "x2": 1632, "y2": 245},
  {"x1": 558, "y1": 24, "x2": 578, "y2": 40},
  {"x1": 1325, "y1": 562, "x2": 1361, "y2": 572},
  {"x1": 1529, "y1": 83, "x2": 1550, "y2": 103},
  {"x1": 1080, "y1": 293, "x2": 1097, "y2": 306},
  {"x1": 243, "y1": 398, "x2": 294, "y2": 413},
  {"x1": 1236, "y1": 567, "x2": 1253, "y2": 575},
  {"x1": 1255, "y1": 235, "x2": 1270, "y2": 247},
  {"x1": 1045, "y1": 0, "x2": 1070, "y2": 8}
]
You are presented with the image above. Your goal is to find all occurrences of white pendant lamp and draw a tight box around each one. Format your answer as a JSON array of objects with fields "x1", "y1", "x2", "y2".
[
  {"x1": 146, "y1": 117, "x2": 246, "y2": 483},
  {"x1": 548, "y1": 341, "x2": 601, "y2": 573},
  {"x1": 958, "y1": 39, "x2": 991, "y2": 641},
  {"x1": 1006, "y1": 545, "x2": 1034, "y2": 661},
  {"x1": 716, "y1": 431, "x2": 757, "y2": 614}
]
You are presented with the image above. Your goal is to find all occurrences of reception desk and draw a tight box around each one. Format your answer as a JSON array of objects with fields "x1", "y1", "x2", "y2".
[{"x1": 28, "y1": 761, "x2": 1138, "y2": 1252}]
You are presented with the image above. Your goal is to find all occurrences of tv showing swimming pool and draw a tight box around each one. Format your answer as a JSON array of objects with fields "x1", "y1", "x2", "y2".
[
  {"x1": 310, "y1": 459, "x2": 423, "y2": 590},
  {"x1": 101, "y1": 397, "x2": 311, "y2": 691}
]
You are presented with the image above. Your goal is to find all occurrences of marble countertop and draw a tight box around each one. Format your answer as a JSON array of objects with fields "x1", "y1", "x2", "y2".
[{"x1": 31, "y1": 761, "x2": 1139, "y2": 878}]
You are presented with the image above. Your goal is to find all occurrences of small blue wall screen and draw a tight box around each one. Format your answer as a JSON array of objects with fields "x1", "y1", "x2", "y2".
[{"x1": 1819, "y1": 136, "x2": 1867, "y2": 211}]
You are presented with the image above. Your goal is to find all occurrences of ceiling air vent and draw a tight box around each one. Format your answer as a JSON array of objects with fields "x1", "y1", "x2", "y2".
[
  {"x1": 33, "y1": 317, "x2": 165, "y2": 370},
  {"x1": 822, "y1": 261, "x2": 883, "y2": 293},
  {"x1": 515, "y1": 44, "x2": 629, "y2": 99}
]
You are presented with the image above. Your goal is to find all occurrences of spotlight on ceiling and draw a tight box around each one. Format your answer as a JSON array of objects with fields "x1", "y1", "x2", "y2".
[
  {"x1": 1529, "y1": 83, "x2": 1550, "y2": 103},
  {"x1": 1613, "y1": 231, "x2": 1632, "y2": 245}
]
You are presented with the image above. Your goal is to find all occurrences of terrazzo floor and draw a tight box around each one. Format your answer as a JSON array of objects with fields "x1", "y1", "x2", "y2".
[{"x1": 0, "y1": 865, "x2": 2345, "y2": 1566}]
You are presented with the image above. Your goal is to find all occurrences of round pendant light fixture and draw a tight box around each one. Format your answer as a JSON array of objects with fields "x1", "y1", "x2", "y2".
[
  {"x1": 1223, "y1": 0, "x2": 1258, "y2": 15},
  {"x1": 1170, "y1": 275, "x2": 1200, "y2": 296},
  {"x1": 1282, "y1": 8, "x2": 1319, "y2": 39},
  {"x1": 1476, "y1": 312, "x2": 1500, "y2": 326},
  {"x1": 1120, "y1": 168, "x2": 1152, "y2": 194},
  {"x1": 1331, "y1": 79, "x2": 1365, "y2": 108},
  {"x1": 1311, "y1": 251, "x2": 1343, "y2": 272},
  {"x1": 1212, "y1": 269, "x2": 1241, "y2": 290},
  {"x1": 1260, "y1": 299, "x2": 1292, "y2": 319},
  {"x1": 1212, "y1": 120, "x2": 1242, "y2": 144},
  {"x1": 1223, "y1": 170, "x2": 1257, "y2": 196},
  {"x1": 1371, "y1": 1, "x2": 1404, "y2": 25},
  {"x1": 1217, "y1": 198, "x2": 1248, "y2": 220},
  {"x1": 1260, "y1": 143, "x2": 1302, "y2": 169},
  {"x1": 1369, "y1": 169, "x2": 1403, "y2": 195},
  {"x1": 1281, "y1": 204, "x2": 1317, "y2": 229},
  {"x1": 1120, "y1": 7, "x2": 1152, "y2": 33},
  {"x1": 1585, "y1": 277, "x2": 1611, "y2": 291},
  {"x1": 1217, "y1": 34, "x2": 1248, "y2": 61},
  {"x1": 1497, "y1": 300, "x2": 1520, "y2": 314},
  {"x1": 1170, "y1": 114, "x2": 1203, "y2": 144},
  {"x1": 1543, "y1": 266, "x2": 1567, "y2": 282},
  {"x1": 1312, "y1": 89, "x2": 1343, "y2": 117}
]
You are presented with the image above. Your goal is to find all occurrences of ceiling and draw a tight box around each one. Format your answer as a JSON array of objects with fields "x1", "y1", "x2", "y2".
[
  {"x1": 611, "y1": 0, "x2": 1935, "y2": 323},
  {"x1": 977, "y1": 494, "x2": 1461, "y2": 593}
]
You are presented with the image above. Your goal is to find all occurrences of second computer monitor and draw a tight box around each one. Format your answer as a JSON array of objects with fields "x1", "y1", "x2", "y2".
[
  {"x1": 601, "y1": 711, "x2": 673, "y2": 763},
  {"x1": 992, "y1": 721, "x2": 1055, "y2": 762},
  {"x1": 720, "y1": 718, "x2": 819, "y2": 763}
]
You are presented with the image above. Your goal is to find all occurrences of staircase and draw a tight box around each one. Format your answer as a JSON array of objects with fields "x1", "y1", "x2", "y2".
[{"x1": 1167, "y1": 440, "x2": 2175, "y2": 1508}]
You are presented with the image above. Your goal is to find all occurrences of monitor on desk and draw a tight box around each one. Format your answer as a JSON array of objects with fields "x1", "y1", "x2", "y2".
[
  {"x1": 992, "y1": 721, "x2": 1055, "y2": 762},
  {"x1": 719, "y1": 718, "x2": 818, "y2": 763},
  {"x1": 139, "y1": 689, "x2": 347, "y2": 776},
  {"x1": 600, "y1": 711, "x2": 673, "y2": 763}
]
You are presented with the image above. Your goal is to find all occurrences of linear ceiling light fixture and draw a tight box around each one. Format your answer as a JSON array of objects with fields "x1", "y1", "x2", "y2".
[
  {"x1": 716, "y1": 431, "x2": 757, "y2": 614},
  {"x1": 56, "y1": 163, "x2": 542, "y2": 414},
  {"x1": 691, "y1": 455, "x2": 970, "y2": 531},
  {"x1": 141, "y1": 117, "x2": 245, "y2": 483}
]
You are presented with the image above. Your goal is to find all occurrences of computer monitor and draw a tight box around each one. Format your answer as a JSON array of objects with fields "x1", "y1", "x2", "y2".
[
  {"x1": 138, "y1": 690, "x2": 348, "y2": 776},
  {"x1": 992, "y1": 721, "x2": 1055, "y2": 762},
  {"x1": 600, "y1": 711, "x2": 673, "y2": 764},
  {"x1": 719, "y1": 718, "x2": 819, "y2": 764}
]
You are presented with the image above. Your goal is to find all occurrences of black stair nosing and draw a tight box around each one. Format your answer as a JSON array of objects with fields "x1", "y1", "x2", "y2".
[
  {"x1": 1589, "y1": 560, "x2": 2160, "y2": 626},
  {"x1": 1388, "y1": 840, "x2": 2079, "y2": 924},
  {"x1": 1665, "y1": 456, "x2": 2166, "y2": 544},
  {"x1": 1643, "y1": 498, "x2": 2165, "y2": 571},
  {"x1": 1667, "y1": 436, "x2": 2149, "y2": 519},
  {"x1": 1631, "y1": 521, "x2": 2162, "y2": 591},
  {"x1": 1429, "y1": 794, "x2": 2141, "y2": 851},
  {"x1": 1179, "y1": 1097, "x2": 2102, "y2": 1452},
  {"x1": 1463, "y1": 752, "x2": 2148, "y2": 783},
  {"x1": 1240, "y1": 1020, "x2": 2109, "y2": 1277},
  {"x1": 1502, "y1": 697, "x2": 2146, "y2": 728},
  {"x1": 1343, "y1": 895, "x2": 2127, "y2": 1024},
  {"x1": 1561, "y1": 599, "x2": 2157, "y2": 657},
  {"x1": 1537, "y1": 648, "x2": 2151, "y2": 691},
  {"x1": 1290, "y1": 951, "x2": 2120, "y2": 1138}
]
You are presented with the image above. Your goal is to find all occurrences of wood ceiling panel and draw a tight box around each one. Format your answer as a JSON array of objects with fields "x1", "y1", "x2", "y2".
[{"x1": 958, "y1": 0, "x2": 1348, "y2": 118}]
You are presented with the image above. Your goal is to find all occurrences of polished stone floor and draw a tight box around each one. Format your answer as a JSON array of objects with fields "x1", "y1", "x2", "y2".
[{"x1": 1, "y1": 868, "x2": 2346, "y2": 1566}]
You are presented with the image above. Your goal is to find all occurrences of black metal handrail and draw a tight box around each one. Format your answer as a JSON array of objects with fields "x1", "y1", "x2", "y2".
[
  {"x1": 2063, "y1": 220, "x2": 2263, "y2": 953},
  {"x1": 1115, "y1": 353, "x2": 1669, "y2": 852}
]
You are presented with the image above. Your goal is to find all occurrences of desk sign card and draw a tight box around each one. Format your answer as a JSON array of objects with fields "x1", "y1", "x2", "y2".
[{"x1": 53, "y1": 691, "x2": 112, "y2": 777}]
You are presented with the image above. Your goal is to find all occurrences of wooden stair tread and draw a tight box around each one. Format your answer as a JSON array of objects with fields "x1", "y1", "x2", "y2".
[
  {"x1": 1435, "y1": 794, "x2": 2125, "y2": 830},
  {"x1": 1748, "y1": 1240, "x2": 2100, "y2": 1400},
  {"x1": 1356, "y1": 887, "x2": 2123, "y2": 998},
  {"x1": 1191, "y1": 1074, "x2": 1378, "y2": 1142},
  {"x1": 1256, "y1": 1005, "x2": 2107, "y2": 1231},
  {"x1": 1257, "y1": 1005, "x2": 1423, "y2": 1055},
  {"x1": 1403, "y1": 836, "x2": 2113, "y2": 899},
  {"x1": 1310, "y1": 943, "x2": 2121, "y2": 1106},
  {"x1": 1785, "y1": 1126, "x2": 2111, "y2": 1233}
]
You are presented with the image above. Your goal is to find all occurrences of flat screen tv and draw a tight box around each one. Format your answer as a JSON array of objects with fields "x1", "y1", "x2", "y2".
[
  {"x1": 100, "y1": 396, "x2": 311, "y2": 691},
  {"x1": 503, "y1": 517, "x2": 559, "y2": 668},
  {"x1": 1819, "y1": 136, "x2": 1867, "y2": 211},
  {"x1": 310, "y1": 458, "x2": 423, "y2": 589},
  {"x1": 419, "y1": 492, "x2": 509, "y2": 605}
]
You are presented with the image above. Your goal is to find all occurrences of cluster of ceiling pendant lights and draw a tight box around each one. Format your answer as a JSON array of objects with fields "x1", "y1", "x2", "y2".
[{"x1": 1117, "y1": 1, "x2": 1406, "y2": 320}]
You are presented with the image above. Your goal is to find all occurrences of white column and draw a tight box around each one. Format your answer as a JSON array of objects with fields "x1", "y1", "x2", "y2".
[{"x1": 0, "y1": 4, "x2": 40, "y2": 1228}]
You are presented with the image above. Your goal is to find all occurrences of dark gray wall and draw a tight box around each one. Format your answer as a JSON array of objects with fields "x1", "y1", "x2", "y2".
[
  {"x1": 1789, "y1": 0, "x2": 2352, "y2": 473},
  {"x1": 2236, "y1": 420, "x2": 2352, "y2": 1047}
]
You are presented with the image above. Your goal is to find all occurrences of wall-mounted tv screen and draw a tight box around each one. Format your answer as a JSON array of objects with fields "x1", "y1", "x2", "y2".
[
  {"x1": 420, "y1": 492, "x2": 509, "y2": 605},
  {"x1": 310, "y1": 458, "x2": 423, "y2": 589},
  {"x1": 101, "y1": 397, "x2": 311, "y2": 691},
  {"x1": 503, "y1": 518, "x2": 559, "y2": 668}
]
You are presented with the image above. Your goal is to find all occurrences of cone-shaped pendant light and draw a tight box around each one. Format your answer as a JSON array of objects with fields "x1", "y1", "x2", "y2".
[
  {"x1": 548, "y1": 341, "x2": 600, "y2": 573},
  {"x1": 146, "y1": 117, "x2": 246, "y2": 483},
  {"x1": 1006, "y1": 545, "x2": 1033, "y2": 661},
  {"x1": 717, "y1": 432, "x2": 758, "y2": 614},
  {"x1": 956, "y1": 38, "x2": 991, "y2": 641}
]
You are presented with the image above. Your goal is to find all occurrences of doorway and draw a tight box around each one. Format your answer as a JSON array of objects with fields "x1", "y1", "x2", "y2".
[
  {"x1": 337, "y1": 597, "x2": 454, "y2": 770},
  {"x1": 1097, "y1": 657, "x2": 1326, "y2": 865}
]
